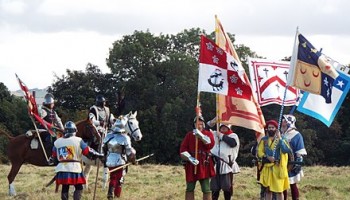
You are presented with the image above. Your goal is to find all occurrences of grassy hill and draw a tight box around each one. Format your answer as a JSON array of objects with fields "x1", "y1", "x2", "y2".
[{"x1": 0, "y1": 164, "x2": 349, "y2": 200}]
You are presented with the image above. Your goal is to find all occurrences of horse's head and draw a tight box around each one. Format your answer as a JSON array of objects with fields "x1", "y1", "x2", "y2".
[{"x1": 124, "y1": 111, "x2": 142, "y2": 141}]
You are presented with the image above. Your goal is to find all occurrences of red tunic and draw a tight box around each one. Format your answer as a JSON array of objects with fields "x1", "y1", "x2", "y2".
[{"x1": 180, "y1": 129, "x2": 216, "y2": 182}]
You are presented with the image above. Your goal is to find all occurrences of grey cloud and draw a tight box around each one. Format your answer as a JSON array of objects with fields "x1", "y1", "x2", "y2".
[{"x1": 1, "y1": 0, "x2": 350, "y2": 37}]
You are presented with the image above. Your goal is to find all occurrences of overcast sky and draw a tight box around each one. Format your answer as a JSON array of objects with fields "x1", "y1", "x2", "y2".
[{"x1": 1, "y1": 0, "x2": 350, "y2": 91}]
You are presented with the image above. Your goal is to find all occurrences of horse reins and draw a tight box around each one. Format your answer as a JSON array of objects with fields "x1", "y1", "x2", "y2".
[{"x1": 127, "y1": 118, "x2": 139, "y2": 136}]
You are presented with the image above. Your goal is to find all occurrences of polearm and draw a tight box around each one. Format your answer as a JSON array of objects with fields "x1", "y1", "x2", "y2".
[
  {"x1": 194, "y1": 93, "x2": 201, "y2": 175},
  {"x1": 93, "y1": 125, "x2": 106, "y2": 200},
  {"x1": 109, "y1": 153, "x2": 154, "y2": 173},
  {"x1": 30, "y1": 116, "x2": 50, "y2": 162}
]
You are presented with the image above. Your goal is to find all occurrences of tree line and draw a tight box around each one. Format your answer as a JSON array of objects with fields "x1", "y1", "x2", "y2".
[{"x1": 0, "y1": 28, "x2": 349, "y2": 166}]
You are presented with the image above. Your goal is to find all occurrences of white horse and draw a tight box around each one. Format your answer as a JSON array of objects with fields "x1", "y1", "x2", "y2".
[{"x1": 82, "y1": 111, "x2": 142, "y2": 190}]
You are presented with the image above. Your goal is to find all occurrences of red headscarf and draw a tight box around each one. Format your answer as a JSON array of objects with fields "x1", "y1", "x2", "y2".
[{"x1": 265, "y1": 120, "x2": 278, "y2": 129}]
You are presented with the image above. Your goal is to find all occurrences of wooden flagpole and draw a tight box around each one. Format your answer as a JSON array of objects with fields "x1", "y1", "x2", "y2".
[
  {"x1": 277, "y1": 27, "x2": 299, "y2": 130},
  {"x1": 194, "y1": 92, "x2": 201, "y2": 175}
]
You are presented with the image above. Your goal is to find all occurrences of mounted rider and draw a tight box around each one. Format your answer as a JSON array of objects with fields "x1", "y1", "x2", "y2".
[
  {"x1": 103, "y1": 117, "x2": 136, "y2": 199},
  {"x1": 88, "y1": 94, "x2": 115, "y2": 145},
  {"x1": 38, "y1": 93, "x2": 64, "y2": 144}
]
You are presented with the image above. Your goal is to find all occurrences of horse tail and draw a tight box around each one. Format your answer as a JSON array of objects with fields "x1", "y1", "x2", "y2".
[{"x1": 0, "y1": 129, "x2": 14, "y2": 140}]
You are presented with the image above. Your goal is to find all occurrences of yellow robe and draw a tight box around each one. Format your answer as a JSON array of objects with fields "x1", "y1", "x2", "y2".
[{"x1": 257, "y1": 137, "x2": 290, "y2": 193}]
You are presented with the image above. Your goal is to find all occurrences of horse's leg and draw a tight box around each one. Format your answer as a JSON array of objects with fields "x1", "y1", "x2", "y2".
[
  {"x1": 83, "y1": 163, "x2": 92, "y2": 190},
  {"x1": 7, "y1": 161, "x2": 23, "y2": 196},
  {"x1": 102, "y1": 166, "x2": 109, "y2": 189}
]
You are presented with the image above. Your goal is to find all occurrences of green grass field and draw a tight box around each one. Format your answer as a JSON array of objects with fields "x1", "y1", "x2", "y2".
[{"x1": 0, "y1": 164, "x2": 349, "y2": 200}]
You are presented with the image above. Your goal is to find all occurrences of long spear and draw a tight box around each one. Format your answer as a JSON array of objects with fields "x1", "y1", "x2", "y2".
[
  {"x1": 93, "y1": 126, "x2": 106, "y2": 200},
  {"x1": 109, "y1": 153, "x2": 154, "y2": 173}
]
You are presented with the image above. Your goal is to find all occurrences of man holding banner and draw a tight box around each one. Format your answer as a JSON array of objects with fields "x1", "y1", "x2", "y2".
[{"x1": 180, "y1": 116, "x2": 215, "y2": 200}]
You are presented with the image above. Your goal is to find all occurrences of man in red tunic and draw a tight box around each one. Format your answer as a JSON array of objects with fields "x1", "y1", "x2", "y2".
[{"x1": 180, "y1": 116, "x2": 215, "y2": 200}]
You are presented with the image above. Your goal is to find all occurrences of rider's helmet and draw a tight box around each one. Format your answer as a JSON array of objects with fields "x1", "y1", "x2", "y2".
[
  {"x1": 43, "y1": 93, "x2": 55, "y2": 105},
  {"x1": 64, "y1": 121, "x2": 77, "y2": 137},
  {"x1": 95, "y1": 94, "x2": 106, "y2": 107}
]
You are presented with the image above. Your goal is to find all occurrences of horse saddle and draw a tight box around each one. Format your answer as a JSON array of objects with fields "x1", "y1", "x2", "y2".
[{"x1": 30, "y1": 138, "x2": 39, "y2": 149}]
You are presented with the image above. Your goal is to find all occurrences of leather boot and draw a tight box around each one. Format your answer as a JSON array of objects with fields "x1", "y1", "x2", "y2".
[
  {"x1": 223, "y1": 191, "x2": 232, "y2": 200},
  {"x1": 185, "y1": 191, "x2": 195, "y2": 200},
  {"x1": 61, "y1": 192, "x2": 69, "y2": 200},
  {"x1": 203, "y1": 192, "x2": 212, "y2": 200},
  {"x1": 107, "y1": 186, "x2": 114, "y2": 200},
  {"x1": 212, "y1": 191, "x2": 220, "y2": 200},
  {"x1": 73, "y1": 190, "x2": 83, "y2": 200}
]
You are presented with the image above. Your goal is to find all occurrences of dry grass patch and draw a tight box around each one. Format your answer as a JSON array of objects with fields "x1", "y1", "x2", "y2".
[{"x1": 0, "y1": 164, "x2": 349, "y2": 199}]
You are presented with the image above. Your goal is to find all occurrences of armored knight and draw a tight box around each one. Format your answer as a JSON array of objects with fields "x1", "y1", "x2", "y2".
[
  {"x1": 38, "y1": 93, "x2": 64, "y2": 142},
  {"x1": 88, "y1": 94, "x2": 115, "y2": 135},
  {"x1": 103, "y1": 118, "x2": 136, "y2": 199}
]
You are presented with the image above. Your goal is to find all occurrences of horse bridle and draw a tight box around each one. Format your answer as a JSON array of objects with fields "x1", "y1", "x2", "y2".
[{"x1": 127, "y1": 118, "x2": 139, "y2": 137}]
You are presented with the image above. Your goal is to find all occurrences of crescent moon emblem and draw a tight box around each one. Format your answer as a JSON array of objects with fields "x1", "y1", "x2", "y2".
[
  {"x1": 312, "y1": 71, "x2": 320, "y2": 77},
  {"x1": 304, "y1": 80, "x2": 311, "y2": 87},
  {"x1": 300, "y1": 67, "x2": 307, "y2": 74}
]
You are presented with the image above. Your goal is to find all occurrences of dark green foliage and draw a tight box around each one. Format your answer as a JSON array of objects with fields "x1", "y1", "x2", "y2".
[{"x1": 0, "y1": 83, "x2": 32, "y2": 163}]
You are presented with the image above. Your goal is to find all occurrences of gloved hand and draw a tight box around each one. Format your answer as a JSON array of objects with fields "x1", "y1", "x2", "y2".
[
  {"x1": 216, "y1": 131, "x2": 223, "y2": 140},
  {"x1": 98, "y1": 154, "x2": 106, "y2": 162},
  {"x1": 87, "y1": 147, "x2": 104, "y2": 160},
  {"x1": 296, "y1": 156, "x2": 303, "y2": 163},
  {"x1": 47, "y1": 156, "x2": 57, "y2": 166},
  {"x1": 193, "y1": 128, "x2": 201, "y2": 136}
]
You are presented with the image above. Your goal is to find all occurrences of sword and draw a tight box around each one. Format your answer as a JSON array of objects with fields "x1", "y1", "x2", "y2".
[
  {"x1": 109, "y1": 153, "x2": 154, "y2": 173},
  {"x1": 209, "y1": 152, "x2": 231, "y2": 166}
]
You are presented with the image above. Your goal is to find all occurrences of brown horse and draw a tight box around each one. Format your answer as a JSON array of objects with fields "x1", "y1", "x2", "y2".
[{"x1": 0, "y1": 118, "x2": 99, "y2": 196}]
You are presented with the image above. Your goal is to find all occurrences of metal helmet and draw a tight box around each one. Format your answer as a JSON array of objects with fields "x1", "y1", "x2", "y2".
[
  {"x1": 193, "y1": 115, "x2": 205, "y2": 123},
  {"x1": 44, "y1": 93, "x2": 55, "y2": 105},
  {"x1": 64, "y1": 121, "x2": 77, "y2": 137},
  {"x1": 111, "y1": 117, "x2": 126, "y2": 133},
  {"x1": 96, "y1": 95, "x2": 106, "y2": 103}
]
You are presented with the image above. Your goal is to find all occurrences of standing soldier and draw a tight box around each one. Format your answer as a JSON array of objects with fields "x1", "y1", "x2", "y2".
[
  {"x1": 281, "y1": 115, "x2": 307, "y2": 200},
  {"x1": 180, "y1": 116, "x2": 215, "y2": 200},
  {"x1": 103, "y1": 118, "x2": 136, "y2": 199},
  {"x1": 207, "y1": 117, "x2": 240, "y2": 200},
  {"x1": 258, "y1": 120, "x2": 291, "y2": 200},
  {"x1": 52, "y1": 121, "x2": 104, "y2": 200}
]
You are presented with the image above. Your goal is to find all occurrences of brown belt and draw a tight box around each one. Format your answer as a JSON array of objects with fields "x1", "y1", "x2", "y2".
[{"x1": 59, "y1": 160, "x2": 80, "y2": 163}]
